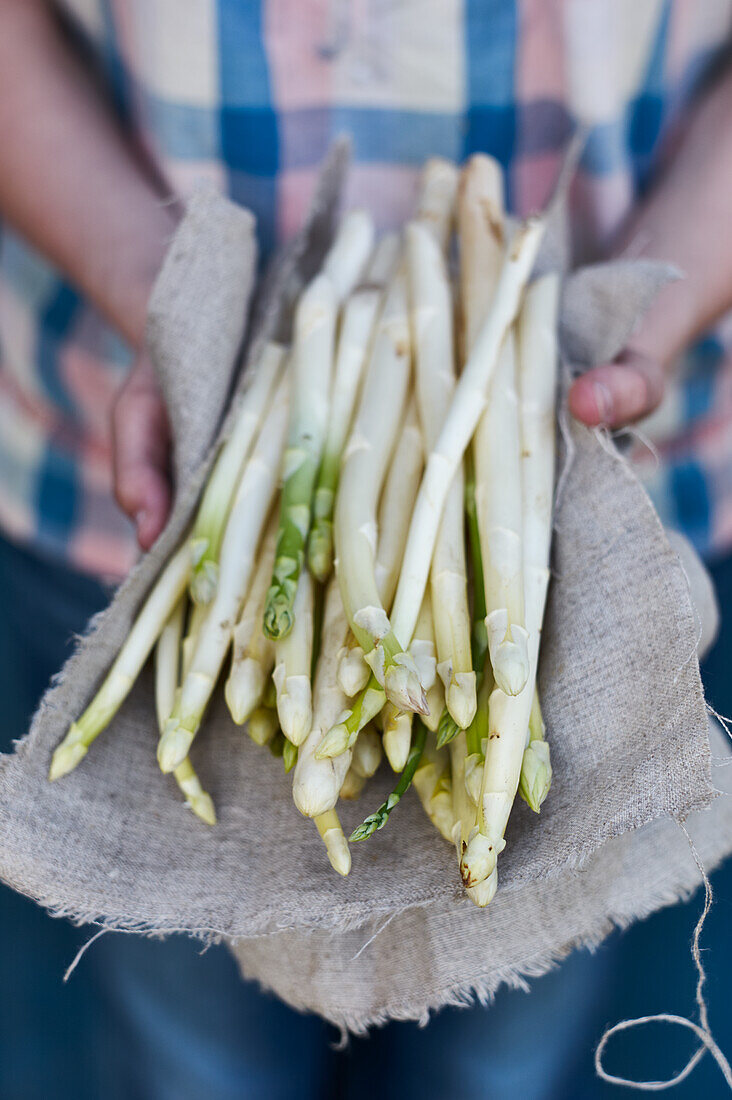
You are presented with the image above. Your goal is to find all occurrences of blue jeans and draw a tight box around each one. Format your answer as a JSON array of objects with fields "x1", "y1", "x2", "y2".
[{"x1": 1, "y1": 534, "x2": 731, "y2": 1100}]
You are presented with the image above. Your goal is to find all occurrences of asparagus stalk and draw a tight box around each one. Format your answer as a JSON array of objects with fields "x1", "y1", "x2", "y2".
[
  {"x1": 460, "y1": 272, "x2": 559, "y2": 896},
  {"x1": 413, "y1": 741, "x2": 456, "y2": 843},
  {"x1": 189, "y1": 342, "x2": 285, "y2": 604},
  {"x1": 263, "y1": 274, "x2": 337, "y2": 640},
  {"x1": 387, "y1": 213, "x2": 545, "y2": 673},
  {"x1": 292, "y1": 579, "x2": 353, "y2": 817},
  {"x1": 315, "y1": 808, "x2": 352, "y2": 876},
  {"x1": 154, "y1": 598, "x2": 216, "y2": 825},
  {"x1": 157, "y1": 375, "x2": 290, "y2": 773},
  {"x1": 321, "y1": 209, "x2": 375, "y2": 302},
  {"x1": 460, "y1": 156, "x2": 529, "y2": 697},
  {"x1": 350, "y1": 724, "x2": 383, "y2": 779},
  {"x1": 339, "y1": 767, "x2": 366, "y2": 800},
  {"x1": 382, "y1": 704, "x2": 413, "y2": 773},
  {"x1": 49, "y1": 540, "x2": 191, "y2": 780},
  {"x1": 181, "y1": 601, "x2": 207, "y2": 680},
  {"x1": 410, "y1": 588, "x2": 442, "y2": 734},
  {"x1": 249, "y1": 704, "x2": 280, "y2": 747},
  {"x1": 336, "y1": 636, "x2": 370, "y2": 697},
  {"x1": 224, "y1": 516, "x2": 277, "y2": 725},
  {"x1": 518, "y1": 688, "x2": 552, "y2": 812},
  {"x1": 372, "y1": 399, "x2": 424, "y2": 609},
  {"x1": 308, "y1": 235, "x2": 398, "y2": 582},
  {"x1": 407, "y1": 221, "x2": 475, "y2": 731},
  {"x1": 350, "y1": 720, "x2": 427, "y2": 841},
  {"x1": 272, "y1": 568, "x2": 314, "y2": 745},
  {"x1": 334, "y1": 266, "x2": 426, "y2": 712},
  {"x1": 334, "y1": 161, "x2": 458, "y2": 713}
]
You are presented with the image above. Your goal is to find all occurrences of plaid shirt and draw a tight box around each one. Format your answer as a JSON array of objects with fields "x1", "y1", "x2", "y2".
[{"x1": 1, "y1": 0, "x2": 731, "y2": 579}]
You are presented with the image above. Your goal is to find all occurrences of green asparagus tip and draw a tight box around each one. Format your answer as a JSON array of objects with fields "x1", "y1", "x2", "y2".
[
  {"x1": 262, "y1": 591, "x2": 295, "y2": 641},
  {"x1": 435, "y1": 707, "x2": 460, "y2": 749},
  {"x1": 283, "y1": 740, "x2": 298, "y2": 773},
  {"x1": 350, "y1": 813, "x2": 383, "y2": 842}
]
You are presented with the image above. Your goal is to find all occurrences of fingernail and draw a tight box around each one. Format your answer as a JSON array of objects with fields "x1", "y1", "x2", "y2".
[{"x1": 592, "y1": 382, "x2": 613, "y2": 425}]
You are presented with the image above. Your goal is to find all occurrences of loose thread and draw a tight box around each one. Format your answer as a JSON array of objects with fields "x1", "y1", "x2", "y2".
[
  {"x1": 595, "y1": 821, "x2": 732, "y2": 1092},
  {"x1": 64, "y1": 927, "x2": 109, "y2": 981},
  {"x1": 350, "y1": 912, "x2": 396, "y2": 962}
]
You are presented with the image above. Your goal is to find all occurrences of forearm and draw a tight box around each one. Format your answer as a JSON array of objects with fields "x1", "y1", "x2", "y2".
[
  {"x1": 0, "y1": 0, "x2": 179, "y2": 348},
  {"x1": 616, "y1": 60, "x2": 732, "y2": 366}
]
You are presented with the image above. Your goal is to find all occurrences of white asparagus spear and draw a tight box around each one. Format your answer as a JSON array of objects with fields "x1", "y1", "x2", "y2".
[
  {"x1": 337, "y1": 636, "x2": 371, "y2": 697},
  {"x1": 273, "y1": 568, "x2": 314, "y2": 745},
  {"x1": 308, "y1": 237, "x2": 397, "y2": 582},
  {"x1": 321, "y1": 209, "x2": 375, "y2": 303},
  {"x1": 373, "y1": 399, "x2": 424, "y2": 610},
  {"x1": 460, "y1": 272, "x2": 559, "y2": 895},
  {"x1": 49, "y1": 540, "x2": 191, "y2": 780},
  {"x1": 334, "y1": 268, "x2": 426, "y2": 712},
  {"x1": 413, "y1": 157, "x2": 459, "y2": 250},
  {"x1": 460, "y1": 155, "x2": 529, "y2": 697},
  {"x1": 333, "y1": 161, "x2": 459, "y2": 713},
  {"x1": 248, "y1": 705, "x2": 279, "y2": 747},
  {"x1": 292, "y1": 579, "x2": 353, "y2": 817},
  {"x1": 225, "y1": 516, "x2": 277, "y2": 725},
  {"x1": 314, "y1": 808, "x2": 351, "y2": 876},
  {"x1": 410, "y1": 588, "x2": 442, "y2": 733},
  {"x1": 154, "y1": 598, "x2": 185, "y2": 733},
  {"x1": 387, "y1": 214, "x2": 545, "y2": 663},
  {"x1": 476, "y1": 332, "x2": 530, "y2": 696},
  {"x1": 350, "y1": 724, "x2": 383, "y2": 779},
  {"x1": 155, "y1": 599, "x2": 216, "y2": 825},
  {"x1": 181, "y1": 602, "x2": 207, "y2": 681},
  {"x1": 407, "y1": 221, "x2": 475, "y2": 730},
  {"x1": 382, "y1": 704, "x2": 413, "y2": 773},
  {"x1": 157, "y1": 375, "x2": 290, "y2": 773},
  {"x1": 339, "y1": 767, "x2": 366, "y2": 801},
  {"x1": 413, "y1": 741, "x2": 455, "y2": 843},
  {"x1": 189, "y1": 341, "x2": 286, "y2": 604},
  {"x1": 335, "y1": 398, "x2": 424, "y2": 698},
  {"x1": 263, "y1": 274, "x2": 337, "y2": 640}
]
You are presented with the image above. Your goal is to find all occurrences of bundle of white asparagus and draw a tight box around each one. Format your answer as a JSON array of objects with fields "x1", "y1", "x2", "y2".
[{"x1": 49, "y1": 154, "x2": 559, "y2": 907}]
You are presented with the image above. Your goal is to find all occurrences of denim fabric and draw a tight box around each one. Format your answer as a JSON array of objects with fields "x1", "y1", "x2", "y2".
[{"x1": 0, "y1": 534, "x2": 730, "y2": 1099}]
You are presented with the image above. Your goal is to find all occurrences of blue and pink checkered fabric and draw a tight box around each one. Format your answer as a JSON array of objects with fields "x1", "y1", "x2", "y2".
[{"x1": 1, "y1": 0, "x2": 731, "y2": 577}]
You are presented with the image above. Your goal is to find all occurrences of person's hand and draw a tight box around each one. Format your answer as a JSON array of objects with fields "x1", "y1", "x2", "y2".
[
  {"x1": 568, "y1": 347, "x2": 665, "y2": 429},
  {"x1": 111, "y1": 349, "x2": 172, "y2": 550}
]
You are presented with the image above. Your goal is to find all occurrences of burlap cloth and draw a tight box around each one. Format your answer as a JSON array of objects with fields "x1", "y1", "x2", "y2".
[{"x1": 1, "y1": 144, "x2": 730, "y2": 1032}]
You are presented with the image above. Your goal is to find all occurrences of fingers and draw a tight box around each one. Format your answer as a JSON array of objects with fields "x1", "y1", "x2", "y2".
[
  {"x1": 568, "y1": 349, "x2": 665, "y2": 429},
  {"x1": 112, "y1": 351, "x2": 172, "y2": 550}
]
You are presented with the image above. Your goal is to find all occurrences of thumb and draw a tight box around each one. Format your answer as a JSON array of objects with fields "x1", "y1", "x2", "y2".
[
  {"x1": 111, "y1": 350, "x2": 172, "y2": 550},
  {"x1": 568, "y1": 348, "x2": 665, "y2": 429}
]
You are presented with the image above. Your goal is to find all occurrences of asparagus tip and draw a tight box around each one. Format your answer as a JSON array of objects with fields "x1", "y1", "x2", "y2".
[
  {"x1": 188, "y1": 791, "x2": 217, "y2": 826},
  {"x1": 323, "y1": 828, "x2": 351, "y2": 876},
  {"x1": 48, "y1": 732, "x2": 87, "y2": 781},
  {"x1": 459, "y1": 830, "x2": 504, "y2": 888},
  {"x1": 435, "y1": 707, "x2": 460, "y2": 749},
  {"x1": 189, "y1": 560, "x2": 218, "y2": 605},
  {"x1": 262, "y1": 591, "x2": 295, "y2": 641},
  {"x1": 383, "y1": 661, "x2": 429, "y2": 716},
  {"x1": 518, "y1": 740, "x2": 552, "y2": 813},
  {"x1": 157, "y1": 722, "x2": 194, "y2": 774},
  {"x1": 314, "y1": 722, "x2": 350, "y2": 759},
  {"x1": 282, "y1": 739, "x2": 298, "y2": 773}
]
